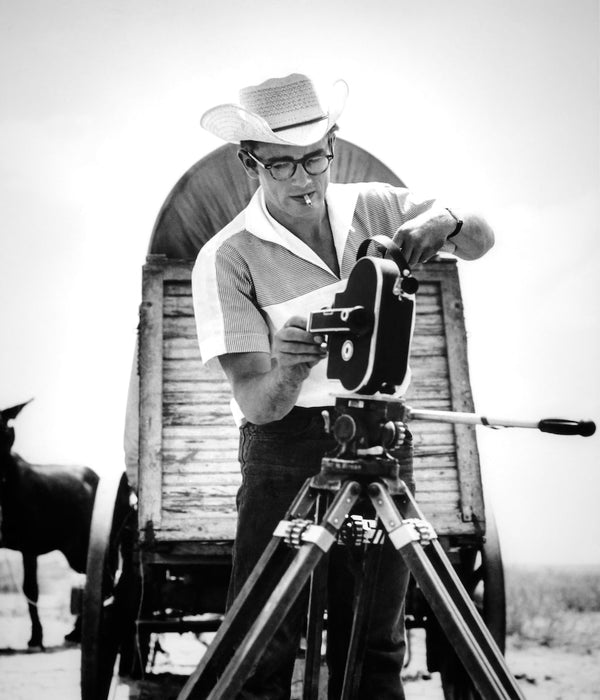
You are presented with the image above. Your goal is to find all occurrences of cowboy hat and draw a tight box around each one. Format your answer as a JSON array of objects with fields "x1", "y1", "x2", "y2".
[{"x1": 200, "y1": 73, "x2": 348, "y2": 146}]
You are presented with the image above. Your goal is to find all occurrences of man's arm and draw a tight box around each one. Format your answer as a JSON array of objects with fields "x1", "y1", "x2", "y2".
[
  {"x1": 393, "y1": 208, "x2": 495, "y2": 265},
  {"x1": 218, "y1": 316, "x2": 327, "y2": 424}
]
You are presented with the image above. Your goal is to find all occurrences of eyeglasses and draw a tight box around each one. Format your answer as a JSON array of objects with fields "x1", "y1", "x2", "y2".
[{"x1": 242, "y1": 147, "x2": 335, "y2": 181}]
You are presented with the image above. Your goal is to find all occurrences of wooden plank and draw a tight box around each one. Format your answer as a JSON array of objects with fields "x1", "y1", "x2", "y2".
[
  {"x1": 162, "y1": 411, "x2": 237, "y2": 428},
  {"x1": 414, "y1": 293, "x2": 443, "y2": 310},
  {"x1": 164, "y1": 280, "x2": 193, "y2": 297},
  {"x1": 161, "y1": 378, "x2": 234, "y2": 391},
  {"x1": 162, "y1": 465, "x2": 240, "y2": 478},
  {"x1": 162, "y1": 441, "x2": 238, "y2": 455},
  {"x1": 414, "y1": 455, "x2": 457, "y2": 470},
  {"x1": 440, "y1": 267, "x2": 485, "y2": 529},
  {"x1": 152, "y1": 517, "x2": 238, "y2": 540},
  {"x1": 162, "y1": 386, "x2": 233, "y2": 401},
  {"x1": 162, "y1": 450, "x2": 239, "y2": 464},
  {"x1": 162, "y1": 462, "x2": 239, "y2": 473},
  {"x1": 161, "y1": 506, "x2": 238, "y2": 520},
  {"x1": 410, "y1": 335, "x2": 446, "y2": 355},
  {"x1": 407, "y1": 397, "x2": 453, "y2": 410},
  {"x1": 163, "y1": 487, "x2": 238, "y2": 503},
  {"x1": 163, "y1": 425, "x2": 239, "y2": 441},
  {"x1": 161, "y1": 459, "x2": 238, "y2": 474},
  {"x1": 138, "y1": 259, "x2": 165, "y2": 535},
  {"x1": 163, "y1": 362, "x2": 207, "y2": 381},
  {"x1": 163, "y1": 295, "x2": 195, "y2": 317},
  {"x1": 163, "y1": 337, "x2": 203, "y2": 359},
  {"x1": 145, "y1": 256, "x2": 192, "y2": 282},
  {"x1": 162, "y1": 472, "x2": 242, "y2": 485},
  {"x1": 412, "y1": 466, "x2": 461, "y2": 481}
]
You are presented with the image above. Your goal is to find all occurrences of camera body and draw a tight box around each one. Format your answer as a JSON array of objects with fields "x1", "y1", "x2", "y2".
[{"x1": 308, "y1": 237, "x2": 417, "y2": 395}]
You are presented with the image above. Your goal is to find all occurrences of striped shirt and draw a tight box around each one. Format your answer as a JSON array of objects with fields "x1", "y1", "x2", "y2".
[{"x1": 192, "y1": 181, "x2": 446, "y2": 414}]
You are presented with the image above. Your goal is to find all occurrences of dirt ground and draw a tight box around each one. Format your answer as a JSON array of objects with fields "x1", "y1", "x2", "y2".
[{"x1": 1, "y1": 552, "x2": 599, "y2": 700}]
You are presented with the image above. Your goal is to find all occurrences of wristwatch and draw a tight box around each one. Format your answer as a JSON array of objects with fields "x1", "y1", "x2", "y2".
[{"x1": 445, "y1": 208, "x2": 463, "y2": 240}]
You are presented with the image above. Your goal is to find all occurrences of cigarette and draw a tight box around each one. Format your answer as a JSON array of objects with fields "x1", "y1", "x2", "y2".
[{"x1": 303, "y1": 194, "x2": 313, "y2": 207}]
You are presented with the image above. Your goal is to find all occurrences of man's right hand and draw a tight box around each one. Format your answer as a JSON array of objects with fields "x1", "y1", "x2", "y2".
[
  {"x1": 218, "y1": 315, "x2": 327, "y2": 424},
  {"x1": 271, "y1": 315, "x2": 328, "y2": 381}
]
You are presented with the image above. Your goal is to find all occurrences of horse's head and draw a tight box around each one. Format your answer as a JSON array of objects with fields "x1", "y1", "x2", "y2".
[{"x1": 1, "y1": 400, "x2": 34, "y2": 454}]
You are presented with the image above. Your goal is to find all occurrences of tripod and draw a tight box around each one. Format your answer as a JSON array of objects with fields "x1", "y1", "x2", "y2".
[{"x1": 177, "y1": 393, "x2": 585, "y2": 700}]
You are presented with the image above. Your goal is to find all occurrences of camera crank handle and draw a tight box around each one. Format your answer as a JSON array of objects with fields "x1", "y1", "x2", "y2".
[
  {"x1": 405, "y1": 407, "x2": 596, "y2": 437},
  {"x1": 538, "y1": 418, "x2": 596, "y2": 437}
]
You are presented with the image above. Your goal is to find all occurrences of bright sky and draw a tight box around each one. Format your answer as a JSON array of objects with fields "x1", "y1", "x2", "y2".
[{"x1": 1, "y1": 0, "x2": 598, "y2": 566}]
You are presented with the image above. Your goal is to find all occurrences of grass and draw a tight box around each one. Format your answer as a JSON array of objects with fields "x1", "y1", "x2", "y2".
[{"x1": 505, "y1": 565, "x2": 600, "y2": 653}]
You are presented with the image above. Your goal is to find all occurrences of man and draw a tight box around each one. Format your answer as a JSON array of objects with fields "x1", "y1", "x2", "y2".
[{"x1": 193, "y1": 73, "x2": 494, "y2": 699}]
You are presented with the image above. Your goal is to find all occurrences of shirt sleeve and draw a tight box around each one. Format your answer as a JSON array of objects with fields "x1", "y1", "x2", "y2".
[
  {"x1": 366, "y1": 183, "x2": 445, "y2": 230},
  {"x1": 379, "y1": 185, "x2": 456, "y2": 254},
  {"x1": 343, "y1": 183, "x2": 446, "y2": 270},
  {"x1": 192, "y1": 237, "x2": 271, "y2": 366}
]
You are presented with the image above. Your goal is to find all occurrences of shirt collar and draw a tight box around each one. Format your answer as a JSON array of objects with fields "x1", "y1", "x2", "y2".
[{"x1": 244, "y1": 184, "x2": 361, "y2": 276}]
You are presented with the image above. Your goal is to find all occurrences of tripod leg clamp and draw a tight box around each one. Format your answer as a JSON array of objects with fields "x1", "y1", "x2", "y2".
[
  {"x1": 385, "y1": 520, "x2": 434, "y2": 550},
  {"x1": 398, "y1": 518, "x2": 436, "y2": 546},
  {"x1": 274, "y1": 519, "x2": 337, "y2": 552},
  {"x1": 368, "y1": 482, "x2": 437, "y2": 549}
]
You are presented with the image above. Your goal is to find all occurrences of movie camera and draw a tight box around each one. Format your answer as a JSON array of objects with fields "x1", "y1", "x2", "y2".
[{"x1": 308, "y1": 234, "x2": 417, "y2": 394}]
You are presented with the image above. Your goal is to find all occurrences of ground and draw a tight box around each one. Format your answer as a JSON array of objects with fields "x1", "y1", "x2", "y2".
[{"x1": 1, "y1": 552, "x2": 599, "y2": 699}]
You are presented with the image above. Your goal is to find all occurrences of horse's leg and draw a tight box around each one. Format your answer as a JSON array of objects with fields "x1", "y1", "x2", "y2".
[
  {"x1": 64, "y1": 612, "x2": 82, "y2": 644},
  {"x1": 22, "y1": 554, "x2": 44, "y2": 650},
  {"x1": 63, "y1": 547, "x2": 85, "y2": 644}
]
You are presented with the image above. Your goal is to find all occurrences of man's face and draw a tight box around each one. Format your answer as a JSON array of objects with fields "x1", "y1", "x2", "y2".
[{"x1": 248, "y1": 135, "x2": 333, "y2": 224}]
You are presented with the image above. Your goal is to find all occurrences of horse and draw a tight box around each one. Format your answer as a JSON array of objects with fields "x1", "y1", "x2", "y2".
[{"x1": 0, "y1": 400, "x2": 98, "y2": 650}]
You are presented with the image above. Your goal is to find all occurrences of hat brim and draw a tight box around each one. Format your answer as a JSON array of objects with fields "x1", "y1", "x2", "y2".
[{"x1": 201, "y1": 79, "x2": 348, "y2": 146}]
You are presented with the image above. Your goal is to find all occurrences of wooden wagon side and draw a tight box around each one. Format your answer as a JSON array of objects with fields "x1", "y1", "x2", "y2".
[{"x1": 137, "y1": 253, "x2": 485, "y2": 554}]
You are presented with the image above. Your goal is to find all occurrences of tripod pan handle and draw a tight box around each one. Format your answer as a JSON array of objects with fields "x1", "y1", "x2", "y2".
[{"x1": 538, "y1": 419, "x2": 596, "y2": 437}]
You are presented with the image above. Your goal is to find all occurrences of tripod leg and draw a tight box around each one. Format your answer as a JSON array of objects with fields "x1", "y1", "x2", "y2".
[
  {"x1": 178, "y1": 478, "x2": 318, "y2": 700},
  {"x1": 303, "y1": 494, "x2": 330, "y2": 700},
  {"x1": 179, "y1": 479, "x2": 362, "y2": 700},
  {"x1": 397, "y1": 487, "x2": 519, "y2": 696},
  {"x1": 303, "y1": 556, "x2": 328, "y2": 699},
  {"x1": 339, "y1": 541, "x2": 383, "y2": 700},
  {"x1": 367, "y1": 482, "x2": 525, "y2": 700}
]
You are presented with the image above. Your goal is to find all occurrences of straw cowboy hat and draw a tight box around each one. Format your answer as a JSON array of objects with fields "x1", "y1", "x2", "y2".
[{"x1": 200, "y1": 73, "x2": 349, "y2": 146}]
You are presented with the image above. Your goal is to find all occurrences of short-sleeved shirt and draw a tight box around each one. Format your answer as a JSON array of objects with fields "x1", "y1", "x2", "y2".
[{"x1": 192, "y1": 181, "x2": 446, "y2": 415}]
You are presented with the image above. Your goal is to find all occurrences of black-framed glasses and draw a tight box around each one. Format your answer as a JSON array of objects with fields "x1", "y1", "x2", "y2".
[{"x1": 242, "y1": 147, "x2": 335, "y2": 181}]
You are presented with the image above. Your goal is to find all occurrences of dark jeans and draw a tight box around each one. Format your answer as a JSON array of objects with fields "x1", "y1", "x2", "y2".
[{"x1": 227, "y1": 407, "x2": 414, "y2": 700}]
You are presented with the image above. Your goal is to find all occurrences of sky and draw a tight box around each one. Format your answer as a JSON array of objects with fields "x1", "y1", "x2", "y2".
[{"x1": 1, "y1": 0, "x2": 598, "y2": 566}]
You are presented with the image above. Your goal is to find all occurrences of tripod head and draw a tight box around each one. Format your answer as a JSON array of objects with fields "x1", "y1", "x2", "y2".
[
  {"x1": 326, "y1": 395, "x2": 407, "y2": 460},
  {"x1": 312, "y1": 395, "x2": 410, "y2": 495}
]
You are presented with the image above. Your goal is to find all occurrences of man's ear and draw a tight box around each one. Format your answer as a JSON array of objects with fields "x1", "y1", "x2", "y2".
[{"x1": 237, "y1": 149, "x2": 259, "y2": 179}]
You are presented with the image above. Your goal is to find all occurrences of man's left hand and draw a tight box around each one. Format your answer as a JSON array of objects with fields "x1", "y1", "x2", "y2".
[{"x1": 393, "y1": 209, "x2": 455, "y2": 265}]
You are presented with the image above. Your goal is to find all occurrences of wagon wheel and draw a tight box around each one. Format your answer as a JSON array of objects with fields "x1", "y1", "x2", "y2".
[
  {"x1": 81, "y1": 471, "x2": 136, "y2": 700},
  {"x1": 428, "y1": 507, "x2": 506, "y2": 700}
]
